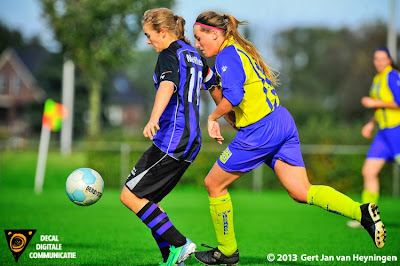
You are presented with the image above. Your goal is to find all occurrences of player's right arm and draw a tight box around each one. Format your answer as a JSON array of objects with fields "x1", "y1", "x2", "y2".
[
  {"x1": 143, "y1": 81, "x2": 175, "y2": 140},
  {"x1": 144, "y1": 48, "x2": 179, "y2": 140},
  {"x1": 208, "y1": 98, "x2": 234, "y2": 144},
  {"x1": 361, "y1": 96, "x2": 400, "y2": 109},
  {"x1": 210, "y1": 86, "x2": 237, "y2": 130},
  {"x1": 361, "y1": 71, "x2": 400, "y2": 110}
]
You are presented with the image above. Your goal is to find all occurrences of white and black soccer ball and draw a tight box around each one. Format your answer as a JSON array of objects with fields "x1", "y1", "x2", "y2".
[{"x1": 66, "y1": 168, "x2": 104, "y2": 206}]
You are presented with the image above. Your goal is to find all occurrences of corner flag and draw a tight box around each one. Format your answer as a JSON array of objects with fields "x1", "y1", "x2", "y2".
[
  {"x1": 35, "y1": 99, "x2": 68, "y2": 194},
  {"x1": 42, "y1": 99, "x2": 68, "y2": 132}
]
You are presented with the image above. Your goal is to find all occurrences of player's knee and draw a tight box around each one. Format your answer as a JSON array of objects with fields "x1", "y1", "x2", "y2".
[
  {"x1": 204, "y1": 175, "x2": 220, "y2": 194},
  {"x1": 361, "y1": 166, "x2": 368, "y2": 178},
  {"x1": 362, "y1": 167, "x2": 378, "y2": 181},
  {"x1": 120, "y1": 189, "x2": 129, "y2": 206},
  {"x1": 120, "y1": 193, "x2": 126, "y2": 206},
  {"x1": 204, "y1": 176, "x2": 212, "y2": 193}
]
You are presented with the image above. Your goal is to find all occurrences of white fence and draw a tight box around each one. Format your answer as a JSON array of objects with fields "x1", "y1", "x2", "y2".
[
  {"x1": 77, "y1": 142, "x2": 399, "y2": 196},
  {"x1": 1, "y1": 141, "x2": 399, "y2": 196}
]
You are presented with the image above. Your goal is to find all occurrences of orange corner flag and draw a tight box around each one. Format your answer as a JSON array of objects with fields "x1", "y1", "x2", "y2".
[{"x1": 42, "y1": 99, "x2": 68, "y2": 132}]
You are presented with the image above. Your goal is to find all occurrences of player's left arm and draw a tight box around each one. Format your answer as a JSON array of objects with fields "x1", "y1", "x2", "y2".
[
  {"x1": 388, "y1": 71, "x2": 400, "y2": 108},
  {"x1": 362, "y1": 71, "x2": 400, "y2": 109}
]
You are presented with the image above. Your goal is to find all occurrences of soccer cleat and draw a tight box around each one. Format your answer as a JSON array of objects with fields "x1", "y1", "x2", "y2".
[
  {"x1": 194, "y1": 244, "x2": 239, "y2": 265},
  {"x1": 164, "y1": 238, "x2": 196, "y2": 266},
  {"x1": 158, "y1": 260, "x2": 185, "y2": 266},
  {"x1": 346, "y1": 220, "x2": 362, "y2": 228},
  {"x1": 360, "y1": 203, "x2": 386, "y2": 248}
]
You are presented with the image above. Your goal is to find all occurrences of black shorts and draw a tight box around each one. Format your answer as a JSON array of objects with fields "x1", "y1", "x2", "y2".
[{"x1": 125, "y1": 144, "x2": 190, "y2": 203}]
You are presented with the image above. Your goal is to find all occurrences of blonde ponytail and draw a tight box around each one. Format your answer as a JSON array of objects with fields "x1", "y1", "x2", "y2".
[
  {"x1": 175, "y1": 15, "x2": 191, "y2": 44},
  {"x1": 195, "y1": 11, "x2": 277, "y2": 84}
]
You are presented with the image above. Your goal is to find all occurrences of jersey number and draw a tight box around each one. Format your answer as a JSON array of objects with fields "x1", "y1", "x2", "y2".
[{"x1": 188, "y1": 67, "x2": 203, "y2": 106}]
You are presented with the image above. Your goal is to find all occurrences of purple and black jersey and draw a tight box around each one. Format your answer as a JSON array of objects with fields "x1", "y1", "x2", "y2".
[{"x1": 152, "y1": 40, "x2": 214, "y2": 162}]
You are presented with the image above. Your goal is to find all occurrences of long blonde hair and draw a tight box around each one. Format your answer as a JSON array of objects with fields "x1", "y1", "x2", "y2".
[
  {"x1": 195, "y1": 11, "x2": 276, "y2": 84},
  {"x1": 142, "y1": 8, "x2": 190, "y2": 44}
]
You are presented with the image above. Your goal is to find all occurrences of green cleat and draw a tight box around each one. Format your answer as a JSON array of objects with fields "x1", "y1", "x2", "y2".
[
  {"x1": 158, "y1": 260, "x2": 185, "y2": 266},
  {"x1": 360, "y1": 203, "x2": 386, "y2": 248},
  {"x1": 164, "y1": 238, "x2": 196, "y2": 266}
]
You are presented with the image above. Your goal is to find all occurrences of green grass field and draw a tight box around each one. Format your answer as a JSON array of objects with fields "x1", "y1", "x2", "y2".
[{"x1": 1, "y1": 151, "x2": 400, "y2": 265}]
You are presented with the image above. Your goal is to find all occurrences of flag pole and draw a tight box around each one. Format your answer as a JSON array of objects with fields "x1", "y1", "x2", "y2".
[{"x1": 34, "y1": 126, "x2": 51, "y2": 194}]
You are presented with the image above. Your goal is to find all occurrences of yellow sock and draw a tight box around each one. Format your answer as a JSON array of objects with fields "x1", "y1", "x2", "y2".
[
  {"x1": 361, "y1": 189, "x2": 379, "y2": 204},
  {"x1": 307, "y1": 185, "x2": 362, "y2": 222},
  {"x1": 209, "y1": 193, "x2": 237, "y2": 255}
]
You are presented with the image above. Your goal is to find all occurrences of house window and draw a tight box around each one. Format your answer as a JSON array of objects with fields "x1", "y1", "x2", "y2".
[
  {"x1": 0, "y1": 74, "x2": 6, "y2": 94},
  {"x1": 12, "y1": 75, "x2": 22, "y2": 96}
]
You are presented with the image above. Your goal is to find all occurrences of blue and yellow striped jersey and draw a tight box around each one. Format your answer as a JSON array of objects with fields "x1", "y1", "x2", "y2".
[
  {"x1": 215, "y1": 37, "x2": 279, "y2": 128},
  {"x1": 370, "y1": 65, "x2": 400, "y2": 129}
]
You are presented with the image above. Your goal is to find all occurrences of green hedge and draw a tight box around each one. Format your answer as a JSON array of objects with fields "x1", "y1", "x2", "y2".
[
  {"x1": 0, "y1": 145, "x2": 396, "y2": 196},
  {"x1": 85, "y1": 142, "x2": 397, "y2": 196}
]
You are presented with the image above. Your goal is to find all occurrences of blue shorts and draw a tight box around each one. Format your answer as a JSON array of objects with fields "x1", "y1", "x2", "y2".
[
  {"x1": 367, "y1": 124, "x2": 400, "y2": 166},
  {"x1": 217, "y1": 106, "x2": 305, "y2": 173}
]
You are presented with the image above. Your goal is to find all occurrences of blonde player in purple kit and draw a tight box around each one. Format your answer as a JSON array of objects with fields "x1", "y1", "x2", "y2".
[
  {"x1": 120, "y1": 8, "x2": 216, "y2": 266},
  {"x1": 192, "y1": 11, "x2": 387, "y2": 265}
]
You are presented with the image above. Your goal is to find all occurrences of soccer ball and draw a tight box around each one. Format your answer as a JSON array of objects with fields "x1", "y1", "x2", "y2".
[{"x1": 66, "y1": 168, "x2": 104, "y2": 206}]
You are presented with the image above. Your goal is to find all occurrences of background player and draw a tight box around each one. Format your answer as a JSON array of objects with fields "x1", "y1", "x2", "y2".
[
  {"x1": 348, "y1": 47, "x2": 400, "y2": 228},
  {"x1": 192, "y1": 11, "x2": 387, "y2": 265},
  {"x1": 120, "y1": 8, "x2": 216, "y2": 266}
]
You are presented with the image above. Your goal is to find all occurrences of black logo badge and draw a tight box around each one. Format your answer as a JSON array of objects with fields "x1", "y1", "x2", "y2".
[{"x1": 4, "y1": 229, "x2": 36, "y2": 262}]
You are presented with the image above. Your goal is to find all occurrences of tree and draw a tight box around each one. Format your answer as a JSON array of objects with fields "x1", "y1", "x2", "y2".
[
  {"x1": 40, "y1": 0, "x2": 174, "y2": 136},
  {"x1": 0, "y1": 20, "x2": 25, "y2": 52},
  {"x1": 273, "y1": 21, "x2": 388, "y2": 124}
]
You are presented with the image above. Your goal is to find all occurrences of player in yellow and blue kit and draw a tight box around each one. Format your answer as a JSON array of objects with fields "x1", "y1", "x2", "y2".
[
  {"x1": 349, "y1": 47, "x2": 400, "y2": 227},
  {"x1": 192, "y1": 11, "x2": 387, "y2": 265}
]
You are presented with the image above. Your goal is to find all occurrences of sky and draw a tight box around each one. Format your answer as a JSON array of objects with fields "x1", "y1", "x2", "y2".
[
  {"x1": 174, "y1": 0, "x2": 400, "y2": 65},
  {"x1": 175, "y1": 0, "x2": 399, "y2": 31},
  {"x1": 0, "y1": 0, "x2": 399, "y2": 66}
]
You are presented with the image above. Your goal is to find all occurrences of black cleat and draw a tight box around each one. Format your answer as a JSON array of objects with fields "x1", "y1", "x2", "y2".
[
  {"x1": 360, "y1": 203, "x2": 386, "y2": 248},
  {"x1": 194, "y1": 244, "x2": 239, "y2": 265}
]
